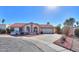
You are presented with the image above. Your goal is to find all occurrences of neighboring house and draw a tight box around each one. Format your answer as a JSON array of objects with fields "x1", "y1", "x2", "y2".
[
  {"x1": 10, "y1": 22, "x2": 55, "y2": 35},
  {"x1": 0, "y1": 24, "x2": 10, "y2": 30}
]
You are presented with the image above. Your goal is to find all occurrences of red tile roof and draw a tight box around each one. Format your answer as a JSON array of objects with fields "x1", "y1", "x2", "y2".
[
  {"x1": 10, "y1": 23, "x2": 26, "y2": 28},
  {"x1": 10, "y1": 23, "x2": 54, "y2": 29}
]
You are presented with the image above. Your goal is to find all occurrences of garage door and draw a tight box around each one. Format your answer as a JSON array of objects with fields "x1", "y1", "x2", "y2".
[{"x1": 42, "y1": 28, "x2": 53, "y2": 34}]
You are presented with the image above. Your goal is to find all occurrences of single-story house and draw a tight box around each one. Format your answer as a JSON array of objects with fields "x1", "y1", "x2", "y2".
[{"x1": 10, "y1": 22, "x2": 55, "y2": 35}]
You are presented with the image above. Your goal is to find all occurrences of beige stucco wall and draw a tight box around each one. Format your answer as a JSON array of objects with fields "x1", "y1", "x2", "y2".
[
  {"x1": 23, "y1": 24, "x2": 40, "y2": 34},
  {"x1": 23, "y1": 24, "x2": 31, "y2": 32}
]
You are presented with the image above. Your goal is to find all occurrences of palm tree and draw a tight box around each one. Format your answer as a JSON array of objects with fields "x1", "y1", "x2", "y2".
[
  {"x1": 69, "y1": 18, "x2": 75, "y2": 26},
  {"x1": 64, "y1": 19, "x2": 69, "y2": 26},
  {"x1": 1, "y1": 19, "x2": 5, "y2": 24},
  {"x1": 64, "y1": 18, "x2": 75, "y2": 27},
  {"x1": 63, "y1": 17, "x2": 75, "y2": 36},
  {"x1": 47, "y1": 22, "x2": 50, "y2": 25}
]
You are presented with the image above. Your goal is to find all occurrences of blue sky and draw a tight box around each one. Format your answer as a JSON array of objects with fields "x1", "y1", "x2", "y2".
[{"x1": 0, "y1": 6, "x2": 79, "y2": 26}]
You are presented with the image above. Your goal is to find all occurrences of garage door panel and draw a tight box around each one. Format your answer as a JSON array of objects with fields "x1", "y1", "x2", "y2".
[{"x1": 42, "y1": 28, "x2": 53, "y2": 34}]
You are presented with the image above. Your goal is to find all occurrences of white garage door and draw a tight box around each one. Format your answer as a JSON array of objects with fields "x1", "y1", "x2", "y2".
[{"x1": 42, "y1": 28, "x2": 53, "y2": 34}]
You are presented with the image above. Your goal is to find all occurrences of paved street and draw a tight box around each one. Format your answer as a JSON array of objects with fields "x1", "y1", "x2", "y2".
[{"x1": 0, "y1": 34, "x2": 71, "y2": 52}]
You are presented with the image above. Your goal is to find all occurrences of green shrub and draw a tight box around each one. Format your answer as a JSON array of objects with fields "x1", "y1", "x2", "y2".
[{"x1": 75, "y1": 29, "x2": 79, "y2": 37}]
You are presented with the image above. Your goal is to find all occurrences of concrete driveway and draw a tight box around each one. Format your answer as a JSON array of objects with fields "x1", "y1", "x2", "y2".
[
  {"x1": 0, "y1": 36, "x2": 58, "y2": 52},
  {"x1": 28, "y1": 34, "x2": 63, "y2": 42},
  {"x1": 0, "y1": 34, "x2": 72, "y2": 52},
  {"x1": 0, "y1": 37, "x2": 43, "y2": 52}
]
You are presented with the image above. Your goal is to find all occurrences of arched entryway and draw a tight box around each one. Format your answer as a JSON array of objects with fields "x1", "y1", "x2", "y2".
[
  {"x1": 33, "y1": 27, "x2": 38, "y2": 34},
  {"x1": 26, "y1": 26, "x2": 30, "y2": 34}
]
